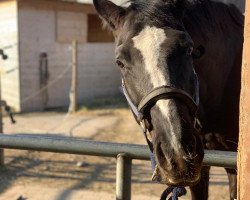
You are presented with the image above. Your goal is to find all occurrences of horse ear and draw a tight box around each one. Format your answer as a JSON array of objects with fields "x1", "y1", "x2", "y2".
[{"x1": 93, "y1": 0, "x2": 126, "y2": 31}]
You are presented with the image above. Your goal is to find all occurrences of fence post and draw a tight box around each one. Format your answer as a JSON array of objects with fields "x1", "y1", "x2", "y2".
[
  {"x1": 237, "y1": 1, "x2": 250, "y2": 199},
  {"x1": 69, "y1": 40, "x2": 78, "y2": 113},
  {"x1": 116, "y1": 153, "x2": 132, "y2": 200}
]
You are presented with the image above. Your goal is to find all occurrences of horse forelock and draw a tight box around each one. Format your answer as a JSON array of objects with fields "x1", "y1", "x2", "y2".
[{"x1": 126, "y1": 0, "x2": 187, "y2": 29}]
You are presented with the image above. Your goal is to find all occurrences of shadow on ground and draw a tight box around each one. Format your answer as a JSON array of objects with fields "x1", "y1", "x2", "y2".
[{"x1": 0, "y1": 153, "x2": 229, "y2": 200}]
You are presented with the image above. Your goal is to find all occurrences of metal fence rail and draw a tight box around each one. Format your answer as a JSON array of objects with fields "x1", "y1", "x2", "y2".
[{"x1": 0, "y1": 134, "x2": 237, "y2": 200}]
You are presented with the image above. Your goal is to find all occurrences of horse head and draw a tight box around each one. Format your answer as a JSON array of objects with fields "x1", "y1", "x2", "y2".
[{"x1": 94, "y1": 0, "x2": 204, "y2": 187}]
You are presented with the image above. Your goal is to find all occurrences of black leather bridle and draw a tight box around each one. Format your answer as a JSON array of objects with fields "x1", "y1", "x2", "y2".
[{"x1": 122, "y1": 73, "x2": 202, "y2": 149}]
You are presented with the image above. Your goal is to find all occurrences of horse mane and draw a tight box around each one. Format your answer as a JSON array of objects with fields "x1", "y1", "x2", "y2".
[
  {"x1": 126, "y1": 0, "x2": 192, "y2": 28},
  {"x1": 183, "y1": 0, "x2": 244, "y2": 40},
  {"x1": 126, "y1": 0, "x2": 243, "y2": 39}
]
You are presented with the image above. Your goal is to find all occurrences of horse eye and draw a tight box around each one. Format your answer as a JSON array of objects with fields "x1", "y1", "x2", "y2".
[
  {"x1": 116, "y1": 60, "x2": 125, "y2": 68},
  {"x1": 186, "y1": 47, "x2": 193, "y2": 56}
]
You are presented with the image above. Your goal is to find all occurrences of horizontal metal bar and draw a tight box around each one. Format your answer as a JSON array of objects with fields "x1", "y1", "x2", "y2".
[{"x1": 0, "y1": 134, "x2": 237, "y2": 168}]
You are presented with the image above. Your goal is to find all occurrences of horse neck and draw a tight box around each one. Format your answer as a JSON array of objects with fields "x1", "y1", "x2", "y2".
[{"x1": 182, "y1": 1, "x2": 243, "y2": 109}]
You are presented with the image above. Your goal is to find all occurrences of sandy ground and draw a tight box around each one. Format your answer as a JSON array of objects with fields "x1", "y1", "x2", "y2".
[{"x1": 0, "y1": 108, "x2": 231, "y2": 200}]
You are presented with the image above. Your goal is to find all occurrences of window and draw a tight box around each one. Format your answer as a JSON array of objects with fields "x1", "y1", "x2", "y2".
[{"x1": 87, "y1": 14, "x2": 114, "y2": 43}]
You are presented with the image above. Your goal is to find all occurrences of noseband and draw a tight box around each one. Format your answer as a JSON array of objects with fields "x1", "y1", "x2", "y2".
[{"x1": 122, "y1": 73, "x2": 202, "y2": 148}]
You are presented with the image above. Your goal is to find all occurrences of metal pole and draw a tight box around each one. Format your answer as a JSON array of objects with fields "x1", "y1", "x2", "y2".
[
  {"x1": 69, "y1": 40, "x2": 78, "y2": 113},
  {"x1": 116, "y1": 153, "x2": 132, "y2": 200},
  {"x1": 0, "y1": 134, "x2": 237, "y2": 169}
]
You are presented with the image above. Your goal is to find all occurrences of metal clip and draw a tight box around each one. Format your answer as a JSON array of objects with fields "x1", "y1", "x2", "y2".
[
  {"x1": 140, "y1": 120, "x2": 147, "y2": 134},
  {"x1": 194, "y1": 117, "x2": 202, "y2": 132},
  {"x1": 151, "y1": 164, "x2": 161, "y2": 182}
]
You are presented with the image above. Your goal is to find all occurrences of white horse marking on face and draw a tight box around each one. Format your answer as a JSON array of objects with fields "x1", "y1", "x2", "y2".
[
  {"x1": 132, "y1": 26, "x2": 181, "y2": 152},
  {"x1": 133, "y1": 26, "x2": 168, "y2": 87}
]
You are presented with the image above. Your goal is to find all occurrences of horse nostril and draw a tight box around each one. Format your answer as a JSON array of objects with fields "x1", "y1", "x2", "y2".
[
  {"x1": 155, "y1": 142, "x2": 174, "y2": 171},
  {"x1": 155, "y1": 142, "x2": 190, "y2": 173}
]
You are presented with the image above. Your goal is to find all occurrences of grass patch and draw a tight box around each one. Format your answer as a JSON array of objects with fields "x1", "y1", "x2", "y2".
[{"x1": 79, "y1": 96, "x2": 128, "y2": 110}]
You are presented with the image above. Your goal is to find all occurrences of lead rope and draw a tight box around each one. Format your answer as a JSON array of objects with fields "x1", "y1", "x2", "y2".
[
  {"x1": 139, "y1": 119, "x2": 187, "y2": 200},
  {"x1": 160, "y1": 186, "x2": 187, "y2": 200},
  {"x1": 150, "y1": 154, "x2": 187, "y2": 200}
]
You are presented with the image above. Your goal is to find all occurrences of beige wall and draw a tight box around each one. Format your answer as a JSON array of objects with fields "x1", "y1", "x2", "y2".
[
  {"x1": 18, "y1": 0, "x2": 120, "y2": 111},
  {"x1": 0, "y1": 0, "x2": 20, "y2": 111}
]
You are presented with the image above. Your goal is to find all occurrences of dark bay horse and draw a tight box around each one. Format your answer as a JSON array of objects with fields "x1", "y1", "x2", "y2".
[{"x1": 93, "y1": 0, "x2": 243, "y2": 199}]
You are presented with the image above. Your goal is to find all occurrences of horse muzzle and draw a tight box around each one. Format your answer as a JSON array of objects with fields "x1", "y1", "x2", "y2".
[
  {"x1": 152, "y1": 164, "x2": 201, "y2": 186},
  {"x1": 151, "y1": 129, "x2": 204, "y2": 187}
]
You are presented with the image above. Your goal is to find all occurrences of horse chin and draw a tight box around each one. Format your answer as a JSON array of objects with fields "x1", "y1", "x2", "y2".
[{"x1": 151, "y1": 164, "x2": 201, "y2": 187}]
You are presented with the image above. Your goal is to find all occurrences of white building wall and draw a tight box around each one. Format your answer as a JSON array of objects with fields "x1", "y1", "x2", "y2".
[
  {"x1": 0, "y1": 0, "x2": 20, "y2": 111},
  {"x1": 18, "y1": 2, "x2": 120, "y2": 111}
]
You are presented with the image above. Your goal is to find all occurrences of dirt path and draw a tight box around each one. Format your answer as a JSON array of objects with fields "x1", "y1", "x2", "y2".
[{"x1": 0, "y1": 109, "x2": 230, "y2": 200}]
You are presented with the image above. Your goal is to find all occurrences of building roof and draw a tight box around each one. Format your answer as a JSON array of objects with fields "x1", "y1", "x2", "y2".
[
  {"x1": 70, "y1": 0, "x2": 126, "y2": 6},
  {"x1": 75, "y1": 0, "x2": 244, "y2": 12}
]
